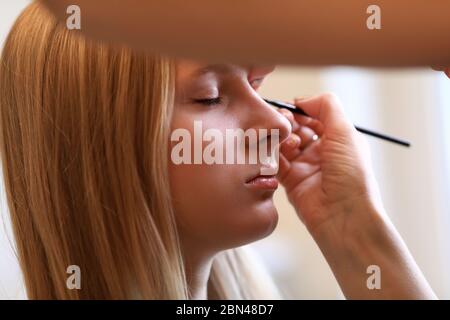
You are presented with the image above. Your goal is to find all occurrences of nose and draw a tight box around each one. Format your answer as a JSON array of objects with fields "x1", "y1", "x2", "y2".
[{"x1": 241, "y1": 93, "x2": 292, "y2": 145}]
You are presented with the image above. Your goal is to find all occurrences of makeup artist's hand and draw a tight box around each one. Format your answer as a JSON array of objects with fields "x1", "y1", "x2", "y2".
[
  {"x1": 277, "y1": 93, "x2": 384, "y2": 236},
  {"x1": 276, "y1": 93, "x2": 437, "y2": 299},
  {"x1": 444, "y1": 68, "x2": 450, "y2": 78},
  {"x1": 432, "y1": 66, "x2": 450, "y2": 78}
]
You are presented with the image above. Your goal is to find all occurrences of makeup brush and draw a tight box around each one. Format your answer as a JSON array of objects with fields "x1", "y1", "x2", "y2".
[{"x1": 264, "y1": 98, "x2": 411, "y2": 148}]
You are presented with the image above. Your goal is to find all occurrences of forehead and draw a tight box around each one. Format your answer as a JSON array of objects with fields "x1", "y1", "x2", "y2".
[
  {"x1": 175, "y1": 59, "x2": 276, "y2": 79},
  {"x1": 175, "y1": 60, "x2": 248, "y2": 78}
]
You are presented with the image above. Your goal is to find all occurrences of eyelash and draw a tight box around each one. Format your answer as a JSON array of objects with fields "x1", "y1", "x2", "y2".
[
  {"x1": 193, "y1": 79, "x2": 262, "y2": 106},
  {"x1": 194, "y1": 97, "x2": 222, "y2": 106}
]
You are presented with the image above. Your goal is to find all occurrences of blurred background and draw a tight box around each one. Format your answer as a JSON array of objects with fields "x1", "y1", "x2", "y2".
[{"x1": 1, "y1": 0, "x2": 450, "y2": 299}]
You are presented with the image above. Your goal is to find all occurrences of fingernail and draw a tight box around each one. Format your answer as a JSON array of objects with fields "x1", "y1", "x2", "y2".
[{"x1": 287, "y1": 135, "x2": 300, "y2": 147}]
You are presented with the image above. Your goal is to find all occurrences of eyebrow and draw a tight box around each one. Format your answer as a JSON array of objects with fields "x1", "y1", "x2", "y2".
[{"x1": 192, "y1": 64, "x2": 241, "y2": 77}]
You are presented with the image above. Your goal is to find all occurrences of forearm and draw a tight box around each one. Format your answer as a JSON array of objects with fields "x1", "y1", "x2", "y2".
[
  {"x1": 312, "y1": 201, "x2": 437, "y2": 299},
  {"x1": 42, "y1": 0, "x2": 450, "y2": 66}
]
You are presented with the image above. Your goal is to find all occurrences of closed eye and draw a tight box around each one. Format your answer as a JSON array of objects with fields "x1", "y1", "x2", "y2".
[{"x1": 193, "y1": 97, "x2": 222, "y2": 106}]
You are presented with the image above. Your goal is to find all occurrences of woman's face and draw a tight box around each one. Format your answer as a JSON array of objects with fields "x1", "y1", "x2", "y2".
[{"x1": 169, "y1": 60, "x2": 291, "y2": 255}]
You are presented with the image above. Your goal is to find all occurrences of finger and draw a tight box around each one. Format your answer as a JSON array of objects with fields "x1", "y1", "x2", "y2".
[
  {"x1": 431, "y1": 66, "x2": 450, "y2": 78},
  {"x1": 294, "y1": 115, "x2": 324, "y2": 137},
  {"x1": 280, "y1": 133, "x2": 302, "y2": 161},
  {"x1": 299, "y1": 137, "x2": 321, "y2": 161},
  {"x1": 277, "y1": 108, "x2": 300, "y2": 132},
  {"x1": 293, "y1": 93, "x2": 354, "y2": 134},
  {"x1": 431, "y1": 65, "x2": 445, "y2": 71},
  {"x1": 277, "y1": 152, "x2": 291, "y2": 181},
  {"x1": 289, "y1": 96, "x2": 324, "y2": 135},
  {"x1": 297, "y1": 126, "x2": 318, "y2": 149},
  {"x1": 293, "y1": 95, "x2": 313, "y2": 102}
]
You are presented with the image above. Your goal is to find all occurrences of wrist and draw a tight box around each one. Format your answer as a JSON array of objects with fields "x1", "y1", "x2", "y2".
[
  {"x1": 309, "y1": 199, "x2": 436, "y2": 299},
  {"x1": 310, "y1": 198, "x2": 389, "y2": 261}
]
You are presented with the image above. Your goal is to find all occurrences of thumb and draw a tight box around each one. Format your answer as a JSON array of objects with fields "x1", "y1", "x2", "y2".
[{"x1": 294, "y1": 93, "x2": 354, "y2": 135}]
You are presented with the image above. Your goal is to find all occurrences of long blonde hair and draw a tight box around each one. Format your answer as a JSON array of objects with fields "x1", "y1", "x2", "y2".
[{"x1": 0, "y1": 1, "x2": 281, "y2": 299}]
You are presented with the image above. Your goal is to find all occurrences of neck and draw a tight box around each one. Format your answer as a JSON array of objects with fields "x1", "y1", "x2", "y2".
[
  {"x1": 184, "y1": 253, "x2": 215, "y2": 300},
  {"x1": 179, "y1": 233, "x2": 220, "y2": 299}
]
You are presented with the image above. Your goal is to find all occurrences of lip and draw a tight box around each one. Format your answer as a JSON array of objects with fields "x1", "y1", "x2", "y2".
[{"x1": 244, "y1": 175, "x2": 279, "y2": 190}]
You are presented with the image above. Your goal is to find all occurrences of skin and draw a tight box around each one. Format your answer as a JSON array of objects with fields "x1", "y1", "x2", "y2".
[
  {"x1": 170, "y1": 61, "x2": 437, "y2": 299},
  {"x1": 170, "y1": 61, "x2": 291, "y2": 299},
  {"x1": 279, "y1": 94, "x2": 437, "y2": 299}
]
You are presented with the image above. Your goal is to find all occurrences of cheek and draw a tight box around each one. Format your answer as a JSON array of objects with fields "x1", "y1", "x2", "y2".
[
  {"x1": 168, "y1": 159, "x2": 279, "y2": 250},
  {"x1": 169, "y1": 162, "x2": 241, "y2": 230},
  {"x1": 167, "y1": 110, "x2": 278, "y2": 250}
]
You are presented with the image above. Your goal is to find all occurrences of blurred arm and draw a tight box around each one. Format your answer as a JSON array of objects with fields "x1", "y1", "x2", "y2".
[{"x1": 42, "y1": 0, "x2": 450, "y2": 66}]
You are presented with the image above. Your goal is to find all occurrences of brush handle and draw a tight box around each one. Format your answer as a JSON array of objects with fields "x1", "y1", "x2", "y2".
[{"x1": 264, "y1": 98, "x2": 410, "y2": 148}]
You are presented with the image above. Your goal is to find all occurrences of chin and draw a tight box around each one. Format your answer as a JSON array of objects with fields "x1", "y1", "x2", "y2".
[
  {"x1": 252, "y1": 199, "x2": 279, "y2": 238},
  {"x1": 229, "y1": 200, "x2": 279, "y2": 248}
]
